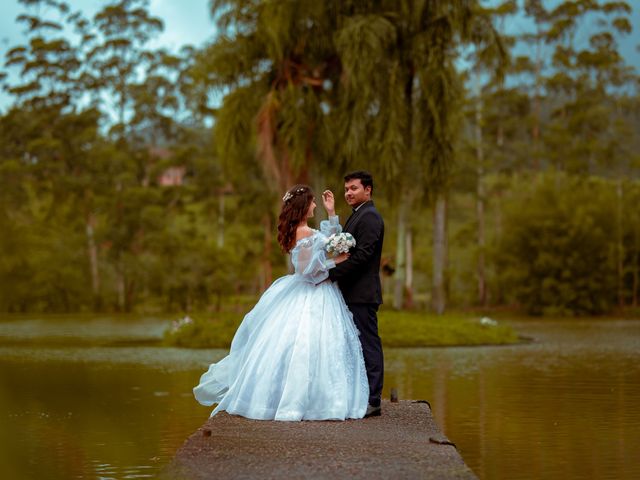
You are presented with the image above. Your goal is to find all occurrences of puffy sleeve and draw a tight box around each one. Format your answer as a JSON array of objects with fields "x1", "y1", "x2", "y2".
[
  {"x1": 290, "y1": 232, "x2": 337, "y2": 285},
  {"x1": 319, "y1": 215, "x2": 342, "y2": 237}
]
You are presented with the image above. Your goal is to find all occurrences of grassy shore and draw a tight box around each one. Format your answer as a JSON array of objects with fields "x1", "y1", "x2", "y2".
[
  {"x1": 378, "y1": 310, "x2": 519, "y2": 347},
  {"x1": 163, "y1": 309, "x2": 520, "y2": 348}
]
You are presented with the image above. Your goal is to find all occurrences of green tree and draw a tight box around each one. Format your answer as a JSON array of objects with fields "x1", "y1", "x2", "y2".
[
  {"x1": 87, "y1": 0, "x2": 163, "y2": 133},
  {"x1": 498, "y1": 173, "x2": 617, "y2": 315},
  {"x1": 203, "y1": 0, "x2": 506, "y2": 313},
  {"x1": 461, "y1": 1, "x2": 513, "y2": 307},
  {"x1": 542, "y1": 0, "x2": 632, "y2": 173},
  {"x1": 194, "y1": 1, "x2": 347, "y2": 285},
  {"x1": 85, "y1": 0, "x2": 168, "y2": 311},
  {"x1": 2, "y1": 0, "x2": 112, "y2": 309},
  {"x1": 521, "y1": 0, "x2": 550, "y2": 169},
  {"x1": 4, "y1": 0, "x2": 81, "y2": 109}
]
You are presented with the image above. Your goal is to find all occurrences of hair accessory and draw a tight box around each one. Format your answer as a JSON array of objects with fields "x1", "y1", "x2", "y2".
[{"x1": 282, "y1": 187, "x2": 306, "y2": 203}]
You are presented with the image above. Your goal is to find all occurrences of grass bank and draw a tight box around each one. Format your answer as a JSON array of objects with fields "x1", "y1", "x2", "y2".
[
  {"x1": 163, "y1": 309, "x2": 520, "y2": 348},
  {"x1": 378, "y1": 310, "x2": 519, "y2": 347}
]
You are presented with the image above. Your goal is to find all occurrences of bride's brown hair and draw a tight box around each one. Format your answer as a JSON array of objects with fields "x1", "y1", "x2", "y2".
[{"x1": 277, "y1": 184, "x2": 314, "y2": 253}]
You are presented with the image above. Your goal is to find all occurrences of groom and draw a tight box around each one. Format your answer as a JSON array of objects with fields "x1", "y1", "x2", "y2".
[{"x1": 329, "y1": 171, "x2": 385, "y2": 417}]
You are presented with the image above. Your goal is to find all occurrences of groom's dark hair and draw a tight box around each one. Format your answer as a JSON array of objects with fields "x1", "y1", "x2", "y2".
[{"x1": 344, "y1": 170, "x2": 374, "y2": 194}]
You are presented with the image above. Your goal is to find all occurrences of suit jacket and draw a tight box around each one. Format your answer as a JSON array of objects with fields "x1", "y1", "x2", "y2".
[{"x1": 329, "y1": 200, "x2": 384, "y2": 304}]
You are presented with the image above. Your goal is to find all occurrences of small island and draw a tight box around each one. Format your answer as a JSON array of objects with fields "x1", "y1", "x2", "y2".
[{"x1": 163, "y1": 310, "x2": 520, "y2": 349}]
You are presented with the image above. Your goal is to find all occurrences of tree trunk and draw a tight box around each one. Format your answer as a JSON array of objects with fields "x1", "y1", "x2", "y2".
[
  {"x1": 494, "y1": 190, "x2": 505, "y2": 305},
  {"x1": 405, "y1": 226, "x2": 414, "y2": 309},
  {"x1": 394, "y1": 54, "x2": 415, "y2": 311},
  {"x1": 497, "y1": 122, "x2": 504, "y2": 148},
  {"x1": 475, "y1": 86, "x2": 487, "y2": 307},
  {"x1": 532, "y1": 36, "x2": 542, "y2": 170},
  {"x1": 633, "y1": 219, "x2": 639, "y2": 308},
  {"x1": 616, "y1": 180, "x2": 624, "y2": 308},
  {"x1": 217, "y1": 190, "x2": 225, "y2": 248},
  {"x1": 116, "y1": 260, "x2": 125, "y2": 312},
  {"x1": 85, "y1": 211, "x2": 101, "y2": 308},
  {"x1": 432, "y1": 192, "x2": 447, "y2": 314},
  {"x1": 125, "y1": 278, "x2": 135, "y2": 313},
  {"x1": 393, "y1": 199, "x2": 407, "y2": 310}
]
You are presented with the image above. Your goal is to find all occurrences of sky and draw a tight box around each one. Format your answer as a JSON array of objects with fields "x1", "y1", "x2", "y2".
[
  {"x1": 0, "y1": 0, "x2": 214, "y2": 111},
  {"x1": 1, "y1": 0, "x2": 639, "y2": 113}
]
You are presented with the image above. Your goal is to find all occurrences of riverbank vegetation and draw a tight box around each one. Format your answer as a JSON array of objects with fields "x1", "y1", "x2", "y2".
[
  {"x1": 163, "y1": 309, "x2": 520, "y2": 348},
  {"x1": 1, "y1": 1, "x2": 639, "y2": 317}
]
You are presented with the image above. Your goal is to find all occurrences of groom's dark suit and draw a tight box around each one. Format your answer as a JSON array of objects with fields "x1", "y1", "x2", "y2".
[{"x1": 329, "y1": 200, "x2": 384, "y2": 408}]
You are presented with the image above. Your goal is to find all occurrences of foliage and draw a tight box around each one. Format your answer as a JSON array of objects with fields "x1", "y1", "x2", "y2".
[
  {"x1": 378, "y1": 310, "x2": 519, "y2": 347},
  {"x1": 162, "y1": 309, "x2": 520, "y2": 349},
  {"x1": 163, "y1": 313, "x2": 243, "y2": 348},
  {"x1": 496, "y1": 173, "x2": 618, "y2": 315},
  {"x1": 0, "y1": 1, "x2": 639, "y2": 316}
]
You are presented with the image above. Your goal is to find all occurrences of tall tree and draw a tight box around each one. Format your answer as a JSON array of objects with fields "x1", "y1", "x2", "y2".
[
  {"x1": 85, "y1": 0, "x2": 166, "y2": 310},
  {"x1": 87, "y1": 0, "x2": 163, "y2": 133},
  {"x1": 202, "y1": 1, "x2": 505, "y2": 310},
  {"x1": 198, "y1": 1, "x2": 350, "y2": 286},
  {"x1": 521, "y1": 0, "x2": 549, "y2": 170},
  {"x1": 460, "y1": 1, "x2": 512, "y2": 307},
  {"x1": 4, "y1": 0, "x2": 81, "y2": 110},
  {"x1": 541, "y1": 0, "x2": 632, "y2": 173},
  {"x1": 2, "y1": 0, "x2": 111, "y2": 308}
]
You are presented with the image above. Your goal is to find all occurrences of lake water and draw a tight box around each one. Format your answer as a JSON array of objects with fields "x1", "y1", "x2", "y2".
[{"x1": 0, "y1": 315, "x2": 638, "y2": 479}]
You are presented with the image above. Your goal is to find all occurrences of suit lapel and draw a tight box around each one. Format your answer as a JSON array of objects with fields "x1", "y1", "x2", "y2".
[
  {"x1": 343, "y1": 201, "x2": 371, "y2": 232},
  {"x1": 343, "y1": 212, "x2": 356, "y2": 232}
]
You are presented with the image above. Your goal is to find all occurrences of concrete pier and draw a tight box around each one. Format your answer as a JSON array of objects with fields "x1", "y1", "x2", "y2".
[{"x1": 164, "y1": 400, "x2": 477, "y2": 479}]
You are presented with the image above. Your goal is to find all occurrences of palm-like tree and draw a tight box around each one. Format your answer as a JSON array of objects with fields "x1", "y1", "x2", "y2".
[
  {"x1": 199, "y1": 1, "x2": 342, "y2": 193},
  {"x1": 334, "y1": 1, "x2": 504, "y2": 311},
  {"x1": 194, "y1": 1, "x2": 345, "y2": 285},
  {"x1": 202, "y1": 0, "x2": 504, "y2": 307}
]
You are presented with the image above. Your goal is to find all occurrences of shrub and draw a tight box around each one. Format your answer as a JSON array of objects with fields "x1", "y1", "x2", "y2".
[
  {"x1": 163, "y1": 310, "x2": 520, "y2": 348},
  {"x1": 497, "y1": 173, "x2": 617, "y2": 315},
  {"x1": 163, "y1": 313, "x2": 243, "y2": 348}
]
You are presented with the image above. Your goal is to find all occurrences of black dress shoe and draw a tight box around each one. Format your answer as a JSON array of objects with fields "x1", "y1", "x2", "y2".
[{"x1": 364, "y1": 404, "x2": 381, "y2": 418}]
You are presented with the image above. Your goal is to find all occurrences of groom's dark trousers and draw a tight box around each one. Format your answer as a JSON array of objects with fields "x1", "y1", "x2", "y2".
[
  {"x1": 329, "y1": 200, "x2": 385, "y2": 408},
  {"x1": 347, "y1": 303, "x2": 383, "y2": 408}
]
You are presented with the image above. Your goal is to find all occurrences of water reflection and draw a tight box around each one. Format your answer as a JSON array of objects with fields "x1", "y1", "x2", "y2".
[
  {"x1": 384, "y1": 320, "x2": 640, "y2": 480},
  {"x1": 0, "y1": 316, "x2": 638, "y2": 479},
  {"x1": 1, "y1": 358, "x2": 209, "y2": 480}
]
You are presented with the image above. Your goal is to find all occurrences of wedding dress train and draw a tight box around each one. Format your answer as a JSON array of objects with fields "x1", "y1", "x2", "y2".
[{"x1": 193, "y1": 217, "x2": 368, "y2": 421}]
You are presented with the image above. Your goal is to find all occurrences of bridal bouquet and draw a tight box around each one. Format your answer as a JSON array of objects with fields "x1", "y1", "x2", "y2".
[{"x1": 325, "y1": 232, "x2": 356, "y2": 256}]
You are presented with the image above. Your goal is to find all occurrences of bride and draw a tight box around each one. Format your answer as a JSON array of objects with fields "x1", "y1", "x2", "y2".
[{"x1": 193, "y1": 185, "x2": 368, "y2": 421}]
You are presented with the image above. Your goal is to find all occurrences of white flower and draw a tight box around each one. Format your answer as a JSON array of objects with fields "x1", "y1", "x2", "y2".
[
  {"x1": 171, "y1": 315, "x2": 194, "y2": 333},
  {"x1": 326, "y1": 232, "x2": 356, "y2": 255},
  {"x1": 480, "y1": 317, "x2": 498, "y2": 326}
]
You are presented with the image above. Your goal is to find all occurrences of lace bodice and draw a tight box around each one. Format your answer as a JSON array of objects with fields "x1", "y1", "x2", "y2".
[{"x1": 290, "y1": 216, "x2": 342, "y2": 285}]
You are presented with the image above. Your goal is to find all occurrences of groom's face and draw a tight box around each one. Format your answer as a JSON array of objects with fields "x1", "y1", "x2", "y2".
[{"x1": 344, "y1": 179, "x2": 371, "y2": 208}]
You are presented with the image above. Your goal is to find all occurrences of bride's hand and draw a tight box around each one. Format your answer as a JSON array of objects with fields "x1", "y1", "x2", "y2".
[
  {"x1": 334, "y1": 252, "x2": 350, "y2": 264},
  {"x1": 322, "y1": 190, "x2": 335, "y2": 216}
]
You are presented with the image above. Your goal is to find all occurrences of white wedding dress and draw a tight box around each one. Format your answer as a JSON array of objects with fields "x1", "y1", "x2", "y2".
[{"x1": 193, "y1": 216, "x2": 369, "y2": 421}]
